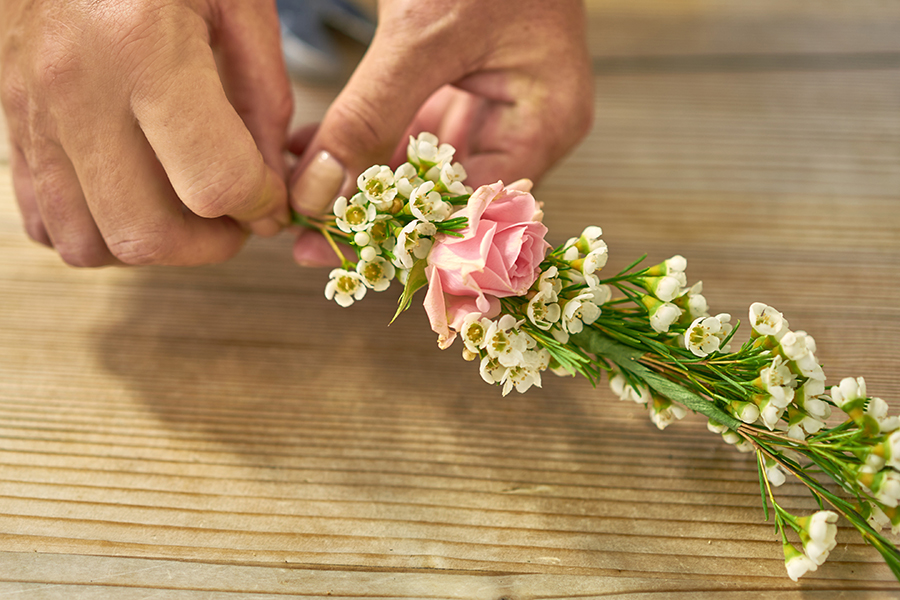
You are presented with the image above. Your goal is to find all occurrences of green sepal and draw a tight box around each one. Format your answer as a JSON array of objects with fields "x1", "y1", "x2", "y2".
[
  {"x1": 571, "y1": 328, "x2": 743, "y2": 430},
  {"x1": 391, "y1": 259, "x2": 428, "y2": 324}
]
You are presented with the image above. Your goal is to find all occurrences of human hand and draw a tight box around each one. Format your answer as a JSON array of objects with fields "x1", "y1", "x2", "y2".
[
  {"x1": 0, "y1": 0, "x2": 292, "y2": 266},
  {"x1": 289, "y1": 0, "x2": 594, "y2": 266}
]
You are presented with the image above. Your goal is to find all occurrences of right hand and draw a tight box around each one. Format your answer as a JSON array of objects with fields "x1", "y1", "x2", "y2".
[{"x1": 0, "y1": 0, "x2": 293, "y2": 266}]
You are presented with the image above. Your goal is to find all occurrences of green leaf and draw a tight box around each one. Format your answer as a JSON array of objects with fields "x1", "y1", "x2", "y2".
[
  {"x1": 571, "y1": 328, "x2": 744, "y2": 430},
  {"x1": 391, "y1": 259, "x2": 428, "y2": 324}
]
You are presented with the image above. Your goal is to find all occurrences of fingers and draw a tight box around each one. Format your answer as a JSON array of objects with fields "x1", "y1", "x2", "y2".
[
  {"x1": 9, "y1": 143, "x2": 50, "y2": 247},
  {"x1": 132, "y1": 37, "x2": 286, "y2": 224},
  {"x1": 292, "y1": 230, "x2": 344, "y2": 268},
  {"x1": 212, "y1": 0, "x2": 293, "y2": 236},
  {"x1": 26, "y1": 137, "x2": 117, "y2": 266},
  {"x1": 289, "y1": 26, "x2": 453, "y2": 216}
]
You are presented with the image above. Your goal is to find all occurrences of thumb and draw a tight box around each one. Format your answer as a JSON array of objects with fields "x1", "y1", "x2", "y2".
[{"x1": 289, "y1": 34, "x2": 450, "y2": 216}]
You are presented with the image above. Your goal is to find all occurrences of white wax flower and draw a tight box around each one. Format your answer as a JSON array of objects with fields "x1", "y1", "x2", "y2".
[
  {"x1": 650, "y1": 401, "x2": 687, "y2": 430},
  {"x1": 485, "y1": 315, "x2": 529, "y2": 368},
  {"x1": 394, "y1": 162, "x2": 421, "y2": 199},
  {"x1": 325, "y1": 269, "x2": 367, "y2": 307},
  {"x1": 675, "y1": 282, "x2": 709, "y2": 321},
  {"x1": 759, "y1": 399, "x2": 784, "y2": 430},
  {"x1": 460, "y1": 314, "x2": 491, "y2": 353},
  {"x1": 561, "y1": 293, "x2": 601, "y2": 334},
  {"x1": 537, "y1": 267, "x2": 563, "y2": 301},
  {"x1": 784, "y1": 544, "x2": 817, "y2": 582},
  {"x1": 500, "y1": 348, "x2": 551, "y2": 396},
  {"x1": 830, "y1": 376, "x2": 867, "y2": 408},
  {"x1": 765, "y1": 460, "x2": 786, "y2": 487},
  {"x1": 356, "y1": 256, "x2": 395, "y2": 292},
  {"x1": 888, "y1": 431, "x2": 900, "y2": 470},
  {"x1": 649, "y1": 302, "x2": 682, "y2": 333},
  {"x1": 479, "y1": 355, "x2": 507, "y2": 385},
  {"x1": 707, "y1": 419, "x2": 728, "y2": 434},
  {"x1": 440, "y1": 162, "x2": 469, "y2": 195},
  {"x1": 408, "y1": 132, "x2": 454, "y2": 168},
  {"x1": 759, "y1": 355, "x2": 796, "y2": 408},
  {"x1": 357, "y1": 165, "x2": 397, "y2": 209},
  {"x1": 393, "y1": 220, "x2": 436, "y2": 269},
  {"x1": 527, "y1": 288, "x2": 562, "y2": 331},
  {"x1": 684, "y1": 313, "x2": 732, "y2": 357},
  {"x1": 334, "y1": 193, "x2": 377, "y2": 233},
  {"x1": 410, "y1": 181, "x2": 452, "y2": 222},
  {"x1": 749, "y1": 302, "x2": 788, "y2": 338}
]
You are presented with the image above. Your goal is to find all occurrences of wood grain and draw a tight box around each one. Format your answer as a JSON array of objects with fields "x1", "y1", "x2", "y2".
[{"x1": 1, "y1": 2, "x2": 899, "y2": 598}]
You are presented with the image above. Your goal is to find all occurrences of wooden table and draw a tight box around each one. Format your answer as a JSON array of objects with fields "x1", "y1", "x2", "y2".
[{"x1": 1, "y1": 2, "x2": 899, "y2": 597}]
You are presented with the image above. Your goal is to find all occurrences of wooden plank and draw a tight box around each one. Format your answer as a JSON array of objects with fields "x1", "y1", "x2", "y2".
[{"x1": 1, "y1": 2, "x2": 899, "y2": 598}]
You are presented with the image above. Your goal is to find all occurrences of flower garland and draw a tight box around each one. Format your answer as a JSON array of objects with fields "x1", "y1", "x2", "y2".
[{"x1": 295, "y1": 132, "x2": 900, "y2": 582}]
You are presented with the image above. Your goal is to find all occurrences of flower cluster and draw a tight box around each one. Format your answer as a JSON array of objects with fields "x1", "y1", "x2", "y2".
[
  {"x1": 304, "y1": 133, "x2": 900, "y2": 583},
  {"x1": 320, "y1": 132, "x2": 474, "y2": 308}
]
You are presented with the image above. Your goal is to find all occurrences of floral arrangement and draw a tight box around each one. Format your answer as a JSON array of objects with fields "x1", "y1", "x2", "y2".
[{"x1": 296, "y1": 132, "x2": 900, "y2": 582}]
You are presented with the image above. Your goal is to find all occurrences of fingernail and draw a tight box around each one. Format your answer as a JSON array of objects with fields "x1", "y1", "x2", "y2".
[{"x1": 292, "y1": 150, "x2": 346, "y2": 216}]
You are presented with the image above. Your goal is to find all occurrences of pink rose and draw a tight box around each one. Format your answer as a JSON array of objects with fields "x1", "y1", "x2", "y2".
[{"x1": 424, "y1": 179, "x2": 550, "y2": 348}]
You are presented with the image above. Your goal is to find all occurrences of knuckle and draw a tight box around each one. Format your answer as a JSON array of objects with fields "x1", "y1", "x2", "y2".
[
  {"x1": 106, "y1": 230, "x2": 171, "y2": 266},
  {"x1": 184, "y1": 155, "x2": 266, "y2": 218},
  {"x1": 31, "y1": 36, "x2": 82, "y2": 94}
]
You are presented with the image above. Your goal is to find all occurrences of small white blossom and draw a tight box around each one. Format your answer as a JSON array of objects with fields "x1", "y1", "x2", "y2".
[
  {"x1": 479, "y1": 355, "x2": 507, "y2": 385},
  {"x1": 707, "y1": 419, "x2": 729, "y2": 434},
  {"x1": 485, "y1": 315, "x2": 529, "y2": 368},
  {"x1": 357, "y1": 165, "x2": 397, "y2": 209},
  {"x1": 734, "y1": 439, "x2": 756, "y2": 453},
  {"x1": 394, "y1": 220, "x2": 436, "y2": 269},
  {"x1": 561, "y1": 293, "x2": 601, "y2": 334},
  {"x1": 749, "y1": 302, "x2": 788, "y2": 338},
  {"x1": 585, "y1": 283, "x2": 612, "y2": 306},
  {"x1": 356, "y1": 256, "x2": 395, "y2": 291},
  {"x1": 780, "y1": 330, "x2": 825, "y2": 380},
  {"x1": 859, "y1": 466, "x2": 900, "y2": 508},
  {"x1": 732, "y1": 401, "x2": 760, "y2": 424},
  {"x1": 868, "y1": 505, "x2": 893, "y2": 532},
  {"x1": 888, "y1": 431, "x2": 900, "y2": 470},
  {"x1": 674, "y1": 282, "x2": 709, "y2": 321},
  {"x1": 527, "y1": 288, "x2": 562, "y2": 331},
  {"x1": 408, "y1": 132, "x2": 454, "y2": 169},
  {"x1": 758, "y1": 355, "x2": 797, "y2": 407},
  {"x1": 684, "y1": 313, "x2": 733, "y2": 357},
  {"x1": 805, "y1": 511, "x2": 839, "y2": 546},
  {"x1": 803, "y1": 397, "x2": 832, "y2": 422},
  {"x1": 649, "y1": 398, "x2": 687, "y2": 430},
  {"x1": 334, "y1": 193, "x2": 377, "y2": 233},
  {"x1": 582, "y1": 245, "x2": 609, "y2": 277},
  {"x1": 500, "y1": 348, "x2": 551, "y2": 396},
  {"x1": 460, "y1": 314, "x2": 492, "y2": 354},
  {"x1": 410, "y1": 181, "x2": 452, "y2": 222},
  {"x1": 830, "y1": 376, "x2": 867, "y2": 409},
  {"x1": 765, "y1": 458, "x2": 786, "y2": 487},
  {"x1": 325, "y1": 269, "x2": 367, "y2": 307},
  {"x1": 609, "y1": 373, "x2": 651, "y2": 404},
  {"x1": 758, "y1": 396, "x2": 785, "y2": 430},
  {"x1": 722, "y1": 430, "x2": 742, "y2": 445},
  {"x1": 564, "y1": 226, "x2": 606, "y2": 255},
  {"x1": 439, "y1": 162, "x2": 469, "y2": 195},
  {"x1": 393, "y1": 162, "x2": 421, "y2": 199},
  {"x1": 649, "y1": 302, "x2": 682, "y2": 334},
  {"x1": 783, "y1": 543, "x2": 818, "y2": 582},
  {"x1": 640, "y1": 275, "x2": 685, "y2": 302},
  {"x1": 537, "y1": 267, "x2": 563, "y2": 300},
  {"x1": 866, "y1": 397, "x2": 900, "y2": 433}
]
